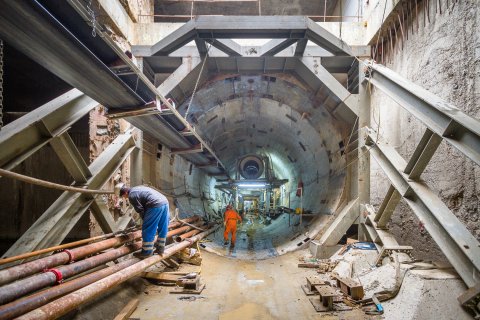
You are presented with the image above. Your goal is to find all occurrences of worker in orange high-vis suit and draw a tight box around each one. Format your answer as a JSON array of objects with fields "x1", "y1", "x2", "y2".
[{"x1": 223, "y1": 204, "x2": 242, "y2": 248}]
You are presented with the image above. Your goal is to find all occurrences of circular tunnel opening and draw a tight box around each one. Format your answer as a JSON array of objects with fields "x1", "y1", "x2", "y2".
[{"x1": 173, "y1": 74, "x2": 349, "y2": 259}]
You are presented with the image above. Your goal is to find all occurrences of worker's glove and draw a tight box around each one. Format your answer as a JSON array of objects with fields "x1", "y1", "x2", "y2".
[{"x1": 223, "y1": 222, "x2": 226, "y2": 227}]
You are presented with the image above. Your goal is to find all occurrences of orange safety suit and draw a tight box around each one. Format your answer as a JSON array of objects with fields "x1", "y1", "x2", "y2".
[{"x1": 223, "y1": 209, "x2": 242, "y2": 244}]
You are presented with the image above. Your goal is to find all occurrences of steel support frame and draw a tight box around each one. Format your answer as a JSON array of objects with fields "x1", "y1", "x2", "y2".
[
  {"x1": 0, "y1": 90, "x2": 97, "y2": 171},
  {"x1": 367, "y1": 61, "x2": 480, "y2": 166},
  {"x1": 2, "y1": 132, "x2": 136, "y2": 258},
  {"x1": 364, "y1": 130, "x2": 480, "y2": 288},
  {"x1": 0, "y1": 1, "x2": 145, "y2": 109},
  {"x1": 66, "y1": 0, "x2": 230, "y2": 176},
  {"x1": 300, "y1": 57, "x2": 359, "y2": 115},
  {"x1": 133, "y1": 16, "x2": 353, "y2": 57}
]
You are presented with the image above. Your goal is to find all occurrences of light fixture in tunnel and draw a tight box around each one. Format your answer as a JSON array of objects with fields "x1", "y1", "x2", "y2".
[{"x1": 237, "y1": 182, "x2": 267, "y2": 188}]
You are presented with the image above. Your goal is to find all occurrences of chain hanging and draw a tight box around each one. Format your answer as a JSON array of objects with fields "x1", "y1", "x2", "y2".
[{"x1": 87, "y1": 0, "x2": 97, "y2": 37}]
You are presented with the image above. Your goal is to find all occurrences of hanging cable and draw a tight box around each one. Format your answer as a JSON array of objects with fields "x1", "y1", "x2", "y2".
[
  {"x1": 0, "y1": 168, "x2": 114, "y2": 194},
  {"x1": 184, "y1": 40, "x2": 215, "y2": 121}
]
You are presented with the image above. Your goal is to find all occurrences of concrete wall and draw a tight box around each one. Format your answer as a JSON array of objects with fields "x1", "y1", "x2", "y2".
[{"x1": 369, "y1": 0, "x2": 479, "y2": 260}]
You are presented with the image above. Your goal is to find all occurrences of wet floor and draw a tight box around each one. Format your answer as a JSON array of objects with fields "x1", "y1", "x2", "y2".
[
  {"x1": 131, "y1": 249, "x2": 327, "y2": 320},
  {"x1": 206, "y1": 213, "x2": 306, "y2": 260}
]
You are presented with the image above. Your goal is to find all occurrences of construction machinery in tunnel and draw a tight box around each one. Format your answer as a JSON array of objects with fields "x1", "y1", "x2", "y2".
[{"x1": 0, "y1": 0, "x2": 479, "y2": 317}]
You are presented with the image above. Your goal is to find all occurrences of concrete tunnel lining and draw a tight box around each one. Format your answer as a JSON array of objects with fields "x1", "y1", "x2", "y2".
[{"x1": 170, "y1": 74, "x2": 350, "y2": 259}]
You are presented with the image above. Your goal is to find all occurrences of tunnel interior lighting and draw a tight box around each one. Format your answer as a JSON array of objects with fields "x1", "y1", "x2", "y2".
[{"x1": 237, "y1": 183, "x2": 267, "y2": 188}]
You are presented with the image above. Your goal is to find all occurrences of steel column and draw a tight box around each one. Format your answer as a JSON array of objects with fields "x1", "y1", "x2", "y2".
[
  {"x1": 2, "y1": 133, "x2": 136, "y2": 258},
  {"x1": 366, "y1": 131, "x2": 480, "y2": 288},
  {"x1": 357, "y1": 67, "x2": 370, "y2": 241}
]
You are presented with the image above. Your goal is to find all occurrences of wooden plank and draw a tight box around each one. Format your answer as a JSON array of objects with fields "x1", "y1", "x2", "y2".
[
  {"x1": 113, "y1": 298, "x2": 139, "y2": 320},
  {"x1": 298, "y1": 263, "x2": 320, "y2": 268},
  {"x1": 306, "y1": 276, "x2": 326, "y2": 291},
  {"x1": 335, "y1": 276, "x2": 364, "y2": 300},
  {"x1": 141, "y1": 272, "x2": 181, "y2": 283}
]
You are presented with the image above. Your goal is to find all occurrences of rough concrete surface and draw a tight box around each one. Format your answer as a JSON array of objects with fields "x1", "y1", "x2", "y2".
[
  {"x1": 129, "y1": 247, "x2": 469, "y2": 319},
  {"x1": 369, "y1": 0, "x2": 480, "y2": 261}
]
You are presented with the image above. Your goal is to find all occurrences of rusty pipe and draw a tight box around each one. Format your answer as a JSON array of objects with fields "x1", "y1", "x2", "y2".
[
  {"x1": 174, "y1": 229, "x2": 202, "y2": 243},
  {"x1": 0, "y1": 230, "x2": 141, "y2": 286},
  {"x1": 0, "y1": 258, "x2": 140, "y2": 320},
  {"x1": 0, "y1": 242, "x2": 142, "y2": 305},
  {"x1": 168, "y1": 215, "x2": 200, "y2": 229},
  {"x1": 17, "y1": 226, "x2": 219, "y2": 320},
  {"x1": 167, "y1": 221, "x2": 204, "y2": 238},
  {"x1": 0, "y1": 228, "x2": 138, "y2": 267}
]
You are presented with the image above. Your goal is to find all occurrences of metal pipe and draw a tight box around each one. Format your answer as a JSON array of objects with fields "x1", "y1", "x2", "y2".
[
  {"x1": 168, "y1": 216, "x2": 200, "y2": 229},
  {"x1": 0, "y1": 258, "x2": 139, "y2": 320},
  {"x1": 167, "y1": 221, "x2": 205, "y2": 238},
  {"x1": 17, "y1": 226, "x2": 218, "y2": 320},
  {"x1": 0, "y1": 242, "x2": 142, "y2": 305},
  {"x1": 0, "y1": 231, "x2": 141, "y2": 286},
  {"x1": 0, "y1": 228, "x2": 138, "y2": 267},
  {"x1": 174, "y1": 229, "x2": 202, "y2": 243}
]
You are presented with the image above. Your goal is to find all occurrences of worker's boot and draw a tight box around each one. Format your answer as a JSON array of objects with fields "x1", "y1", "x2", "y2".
[
  {"x1": 155, "y1": 238, "x2": 166, "y2": 255},
  {"x1": 155, "y1": 243, "x2": 165, "y2": 255},
  {"x1": 230, "y1": 242, "x2": 235, "y2": 249},
  {"x1": 133, "y1": 250, "x2": 153, "y2": 259},
  {"x1": 223, "y1": 240, "x2": 229, "y2": 246}
]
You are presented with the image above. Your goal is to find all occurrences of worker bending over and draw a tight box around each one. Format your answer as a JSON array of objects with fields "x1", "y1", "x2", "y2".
[
  {"x1": 116, "y1": 183, "x2": 169, "y2": 258},
  {"x1": 223, "y1": 204, "x2": 242, "y2": 248}
]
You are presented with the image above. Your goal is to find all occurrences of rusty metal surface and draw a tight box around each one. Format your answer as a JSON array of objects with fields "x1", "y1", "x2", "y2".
[
  {"x1": 0, "y1": 242, "x2": 142, "y2": 305},
  {"x1": 168, "y1": 216, "x2": 200, "y2": 229},
  {"x1": 17, "y1": 226, "x2": 218, "y2": 320},
  {"x1": 174, "y1": 229, "x2": 202, "y2": 243},
  {"x1": 0, "y1": 230, "x2": 141, "y2": 286},
  {"x1": 167, "y1": 221, "x2": 205, "y2": 239},
  {"x1": 0, "y1": 258, "x2": 139, "y2": 320}
]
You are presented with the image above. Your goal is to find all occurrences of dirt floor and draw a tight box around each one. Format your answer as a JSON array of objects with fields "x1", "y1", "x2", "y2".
[{"x1": 131, "y1": 249, "x2": 372, "y2": 320}]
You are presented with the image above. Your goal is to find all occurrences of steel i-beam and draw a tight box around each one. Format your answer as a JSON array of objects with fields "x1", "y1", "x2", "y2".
[
  {"x1": 365, "y1": 130, "x2": 480, "y2": 288},
  {"x1": 2, "y1": 132, "x2": 136, "y2": 258},
  {"x1": 366, "y1": 61, "x2": 480, "y2": 166}
]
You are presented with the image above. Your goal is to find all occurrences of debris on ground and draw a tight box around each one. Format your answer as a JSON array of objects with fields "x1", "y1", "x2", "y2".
[{"x1": 177, "y1": 296, "x2": 206, "y2": 302}]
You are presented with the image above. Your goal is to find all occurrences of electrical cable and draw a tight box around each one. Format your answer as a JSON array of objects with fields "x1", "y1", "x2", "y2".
[{"x1": 0, "y1": 168, "x2": 114, "y2": 194}]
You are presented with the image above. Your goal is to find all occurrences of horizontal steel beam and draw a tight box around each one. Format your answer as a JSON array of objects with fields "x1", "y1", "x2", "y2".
[
  {"x1": 134, "y1": 16, "x2": 352, "y2": 57},
  {"x1": 2, "y1": 132, "x2": 136, "y2": 258},
  {"x1": 0, "y1": 1, "x2": 145, "y2": 109},
  {"x1": 0, "y1": 90, "x2": 97, "y2": 171},
  {"x1": 365, "y1": 130, "x2": 480, "y2": 288},
  {"x1": 367, "y1": 61, "x2": 480, "y2": 166}
]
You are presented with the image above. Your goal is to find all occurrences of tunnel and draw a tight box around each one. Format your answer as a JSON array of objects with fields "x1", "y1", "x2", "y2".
[{"x1": 168, "y1": 73, "x2": 352, "y2": 259}]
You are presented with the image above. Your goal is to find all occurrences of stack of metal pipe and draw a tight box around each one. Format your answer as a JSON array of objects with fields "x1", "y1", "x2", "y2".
[{"x1": 0, "y1": 216, "x2": 216, "y2": 320}]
